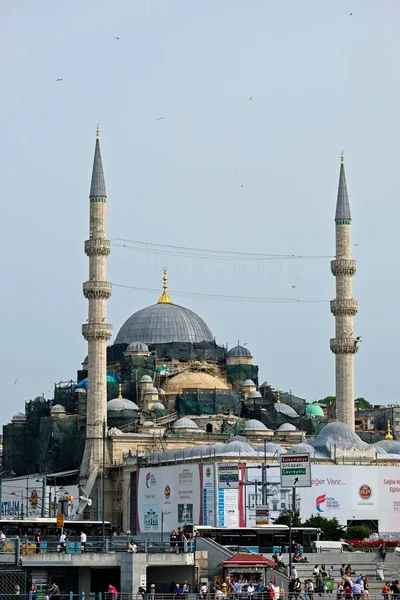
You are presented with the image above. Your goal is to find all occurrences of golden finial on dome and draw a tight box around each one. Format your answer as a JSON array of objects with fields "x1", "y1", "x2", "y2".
[
  {"x1": 340, "y1": 150, "x2": 344, "y2": 165},
  {"x1": 96, "y1": 123, "x2": 100, "y2": 140},
  {"x1": 385, "y1": 419, "x2": 393, "y2": 440},
  {"x1": 275, "y1": 389, "x2": 281, "y2": 404},
  {"x1": 118, "y1": 383, "x2": 123, "y2": 399},
  {"x1": 157, "y1": 268, "x2": 173, "y2": 304}
]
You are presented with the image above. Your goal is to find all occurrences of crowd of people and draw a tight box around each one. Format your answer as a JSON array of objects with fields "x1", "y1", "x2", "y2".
[{"x1": 169, "y1": 527, "x2": 195, "y2": 552}]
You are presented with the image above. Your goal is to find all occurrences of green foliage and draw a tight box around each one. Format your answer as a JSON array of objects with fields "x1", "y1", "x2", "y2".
[
  {"x1": 319, "y1": 396, "x2": 336, "y2": 405},
  {"x1": 355, "y1": 397, "x2": 373, "y2": 409},
  {"x1": 346, "y1": 525, "x2": 371, "y2": 540},
  {"x1": 303, "y1": 514, "x2": 345, "y2": 541},
  {"x1": 273, "y1": 510, "x2": 302, "y2": 527}
]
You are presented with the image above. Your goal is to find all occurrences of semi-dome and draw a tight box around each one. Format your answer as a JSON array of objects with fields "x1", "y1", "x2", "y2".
[
  {"x1": 374, "y1": 440, "x2": 400, "y2": 453},
  {"x1": 33, "y1": 396, "x2": 47, "y2": 402},
  {"x1": 139, "y1": 375, "x2": 153, "y2": 383},
  {"x1": 277, "y1": 423, "x2": 298, "y2": 431},
  {"x1": 127, "y1": 341, "x2": 149, "y2": 352},
  {"x1": 11, "y1": 412, "x2": 27, "y2": 423},
  {"x1": 163, "y1": 372, "x2": 229, "y2": 395},
  {"x1": 171, "y1": 417, "x2": 199, "y2": 430},
  {"x1": 274, "y1": 403, "x2": 299, "y2": 418},
  {"x1": 248, "y1": 391, "x2": 262, "y2": 399},
  {"x1": 151, "y1": 402, "x2": 165, "y2": 411},
  {"x1": 51, "y1": 404, "x2": 66, "y2": 414},
  {"x1": 311, "y1": 422, "x2": 369, "y2": 453},
  {"x1": 244, "y1": 419, "x2": 269, "y2": 431},
  {"x1": 115, "y1": 304, "x2": 213, "y2": 345},
  {"x1": 305, "y1": 404, "x2": 324, "y2": 417},
  {"x1": 227, "y1": 344, "x2": 252, "y2": 357}
]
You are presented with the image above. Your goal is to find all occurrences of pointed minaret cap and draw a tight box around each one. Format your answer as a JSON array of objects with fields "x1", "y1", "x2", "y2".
[
  {"x1": 385, "y1": 419, "x2": 393, "y2": 440},
  {"x1": 157, "y1": 268, "x2": 173, "y2": 304},
  {"x1": 89, "y1": 124, "x2": 107, "y2": 198},
  {"x1": 335, "y1": 152, "x2": 351, "y2": 221}
]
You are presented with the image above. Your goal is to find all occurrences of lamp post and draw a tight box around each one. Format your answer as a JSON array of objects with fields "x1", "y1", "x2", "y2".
[
  {"x1": 0, "y1": 471, "x2": 15, "y2": 518},
  {"x1": 161, "y1": 510, "x2": 172, "y2": 543}
]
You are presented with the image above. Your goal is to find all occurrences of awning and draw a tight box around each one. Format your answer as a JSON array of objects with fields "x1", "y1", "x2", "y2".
[{"x1": 221, "y1": 554, "x2": 275, "y2": 567}]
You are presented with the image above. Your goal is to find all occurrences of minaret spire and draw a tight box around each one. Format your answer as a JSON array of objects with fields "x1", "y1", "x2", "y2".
[
  {"x1": 330, "y1": 154, "x2": 358, "y2": 430},
  {"x1": 80, "y1": 126, "x2": 112, "y2": 478},
  {"x1": 157, "y1": 268, "x2": 173, "y2": 304}
]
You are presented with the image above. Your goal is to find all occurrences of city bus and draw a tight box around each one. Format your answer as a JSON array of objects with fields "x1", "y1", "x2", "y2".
[
  {"x1": 0, "y1": 518, "x2": 112, "y2": 539},
  {"x1": 194, "y1": 525, "x2": 320, "y2": 553}
]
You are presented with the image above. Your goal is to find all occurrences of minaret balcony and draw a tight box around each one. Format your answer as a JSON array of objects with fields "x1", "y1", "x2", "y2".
[
  {"x1": 82, "y1": 322, "x2": 113, "y2": 341},
  {"x1": 85, "y1": 238, "x2": 111, "y2": 257},
  {"x1": 330, "y1": 299, "x2": 358, "y2": 316},
  {"x1": 83, "y1": 281, "x2": 112, "y2": 300},
  {"x1": 331, "y1": 259, "x2": 356, "y2": 276},
  {"x1": 330, "y1": 337, "x2": 359, "y2": 354}
]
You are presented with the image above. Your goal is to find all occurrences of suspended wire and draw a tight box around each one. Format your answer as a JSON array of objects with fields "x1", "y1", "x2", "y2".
[
  {"x1": 112, "y1": 283, "x2": 329, "y2": 303},
  {"x1": 111, "y1": 239, "x2": 333, "y2": 261}
]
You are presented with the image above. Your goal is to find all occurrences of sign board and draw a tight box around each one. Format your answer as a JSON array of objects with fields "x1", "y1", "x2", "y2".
[
  {"x1": 255, "y1": 505, "x2": 269, "y2": 525},
  {"x1": 218, "y1": 464, "x2": 239, "y2": 489},
  {"x1": 280, "y1": 454, "x2": 311, "y2": 488},
  {"x1": 56, "y1": 513, "x2": 65, "y2": 528}
]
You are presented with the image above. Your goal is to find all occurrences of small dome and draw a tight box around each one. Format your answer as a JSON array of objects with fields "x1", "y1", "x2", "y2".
[
  {"x1": 151, "y1": 402, "x2": 165, "y2": 410},
  {"x1": 220, "y1": 440, "x2": 257, "y2": 456},
  {"x1": 139, "y1": 375, "x2": 153, "y2": 383},
  {"x1": 75, "y1": 388, "x2": 87, "y2": 394},
  {"x1": 107, "y1": 397, "x2": 140, "y2": 411},
  {"x1": 127, "y1": 341, "x2": 149, "y2": 352},
  {"x1": 144, "y1": 386, "x2": 159, "y2": 395},
  {"x1": 248, "y1": 391, "x2": 262, "y2": 399},
  {"x1": 305, "y1": 404, "x2": 324, "y2": 417},
  {"x1": 289, "y1": 443, "x2": 317, "y2": 456},
  {"x1": 143, "y1": 421, "x2": 155, "y2": 427},
  {"x1": 277, "y1": 423, "x2": 297, "y2": 431},
  {"x1": 244, "y1": 419, "x2": 269, "y2": 431},
  {"x1": 258, "y1": 442, "x2": 286, "y2": 455},
  {"x1": 33, "y1": 396, "x2": 46, "y2": 402},
  {"x1": 227, "y1": 345, "x2": 252, "y2": 357},
  {"x1": 274, "y1": 403, "x2": 299, "y2": 418},
  {"x1": 51, "y1": 404, "x2": 67, "y2": 414},
  {"x1": 243, "y1": 379, "x2": 255, "y2": 387},
  {"x1": 171, "y1": 417, "x2": 199, "y2": 429},
  {"x1": 12, "y1": 412, "x2": 27, "y2": 423}
]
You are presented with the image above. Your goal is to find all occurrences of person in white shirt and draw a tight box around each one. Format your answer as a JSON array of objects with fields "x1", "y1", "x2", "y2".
[
  {"x1": 80, "y1": 531, "x2": 87, "y2": 553},
  {"x1": 247, "y1": 584, "x2": 255, "y2": 597},
  {"x1": 127, "y1": 541, "x2": 137, "y2": 553},
  {"x1": 58, "y1": 533, "x2": 66, "y2": 553}
]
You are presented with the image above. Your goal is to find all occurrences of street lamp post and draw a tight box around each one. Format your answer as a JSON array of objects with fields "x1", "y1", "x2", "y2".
[{"x1": 161, "y1": 510, "x2": 172, "y2": 544}]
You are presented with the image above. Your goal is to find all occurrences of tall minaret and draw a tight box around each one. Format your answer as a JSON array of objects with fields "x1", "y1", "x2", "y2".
[
  {"x1": 80, "y1": 126, "x2": 112, "y2": 477},
  {"x1": 330, "y1": 153, "x2": 358, "y2": 430}
]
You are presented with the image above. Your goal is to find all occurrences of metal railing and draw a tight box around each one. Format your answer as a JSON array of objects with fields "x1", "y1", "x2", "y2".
[
  {"x1": 0, "y1": 537, "x2": 195, "y2": 556},
  {"x1": 0, "y1": 594, "x2": 397, "y2": 600}
]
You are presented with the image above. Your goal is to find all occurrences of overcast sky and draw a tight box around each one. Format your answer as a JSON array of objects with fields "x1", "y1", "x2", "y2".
[{"x1": 1, "y1": 0, "x2": 399, "y2": 426}]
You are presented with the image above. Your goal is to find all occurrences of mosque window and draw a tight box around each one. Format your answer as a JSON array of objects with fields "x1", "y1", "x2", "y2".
[{"x1": 206, "y1": 423, "x2": 213, "y2": 433}]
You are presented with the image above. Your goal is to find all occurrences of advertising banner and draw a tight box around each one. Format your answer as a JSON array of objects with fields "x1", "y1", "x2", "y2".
[
  {"x1": 137, "y1": 465, "x2": 202, "y2": 532},
  {"x1": 218, "y1": 464, "x2": 239, "y2": 489},
  {"x1": 202, "y1": 464, "x2": 215, "y2": 526}
]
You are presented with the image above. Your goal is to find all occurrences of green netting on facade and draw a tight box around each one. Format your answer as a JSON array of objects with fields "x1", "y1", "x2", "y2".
[
  {"x1": 227, "y1": 364, "x2": 259, "y2": 385},
  {"x1": 176, "y1": 389, "x2": 243, "y2": 416},
  {"x1": 152, "y1": 341, "x2": 226, "y2": 363},
  {"x1": 152, "y1": 408, "x2": 170, "y2": 418}
]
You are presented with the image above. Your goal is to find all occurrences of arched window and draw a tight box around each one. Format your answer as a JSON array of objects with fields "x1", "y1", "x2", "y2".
[{"x1": 206, "y1": 423, "x2": 213, "y2": 433}]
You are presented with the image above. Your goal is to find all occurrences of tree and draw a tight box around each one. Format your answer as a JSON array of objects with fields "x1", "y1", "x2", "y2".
[
  {"x1": 303, "y1": 514, "x2": 345, "y2": 540},
  {"x1": 355, "y1": 397, "x2": 373, "y2": 409},
  {"x1": 273, "y1": 510, "x2": 302, "y2": 527},
  {"x1": 319, "y1": 396, "x2": 336, "y2": 405},
  {"x1": 346, "y1": 524, "x2": 371, "y2": 540}
]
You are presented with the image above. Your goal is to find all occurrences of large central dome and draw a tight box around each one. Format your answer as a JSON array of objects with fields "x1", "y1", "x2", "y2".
[{"x1": 115, "y1": 270, "x2": 214, "y2": 345}]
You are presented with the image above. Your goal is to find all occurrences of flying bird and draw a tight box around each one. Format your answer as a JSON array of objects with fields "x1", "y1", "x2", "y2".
[
  {"x1": 249, "y1": 96, "x2": 253, "y2": 100},
  {"x1": 114, "y1": 37, "x2": 120, "y2": 40},
  {"x1": 156, "y1": 117, "x2": 165, "y2": 120},
  {"x1": 56, "y1": 79, "x2": 63, "y2": 81},
  {"x1": 292, "y1": 285, "x2": 296, "y2": 289},
  {"x1": 350, "y1": 13, "x2": 352, "y2": 16},
  {"x1": 14, "y1": 379, "x2": 17, "y2": 384}
]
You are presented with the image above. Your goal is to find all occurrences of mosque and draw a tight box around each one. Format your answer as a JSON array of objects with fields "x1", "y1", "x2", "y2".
[{"x1": 2, "y1": 130, "x2": 399, "y2": 534}]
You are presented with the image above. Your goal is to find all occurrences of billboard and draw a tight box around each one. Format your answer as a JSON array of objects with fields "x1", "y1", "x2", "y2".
[
  {"x1": 137, "y1": 464, "x2": 206, "y2": 532},
  {"x1": 298, "y1": 465, "x2": 400, "y2": 531}
]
